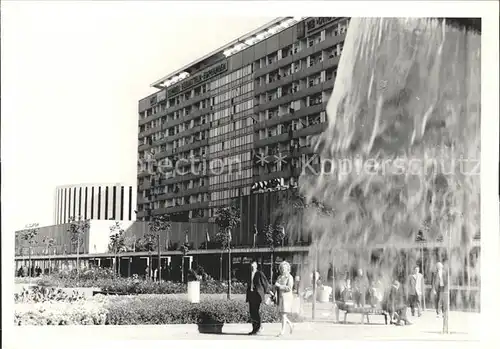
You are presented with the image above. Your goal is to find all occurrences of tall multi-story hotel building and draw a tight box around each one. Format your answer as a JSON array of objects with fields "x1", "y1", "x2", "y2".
[
  {"x1": 54, "y1": 183, "x2": 136, "y2": 224},
  {"x1": 137, "y1": 17, "x2": 349, "y2": 244}
]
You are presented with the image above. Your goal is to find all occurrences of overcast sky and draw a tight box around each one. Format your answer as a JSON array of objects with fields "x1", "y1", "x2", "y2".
[{"x1": 2, "y1": 1, "x2": 271, "y2": 232}]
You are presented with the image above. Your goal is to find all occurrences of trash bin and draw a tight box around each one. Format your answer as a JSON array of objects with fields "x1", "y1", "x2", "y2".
[
  {"x1": 187, "y1": 280, "x2": 200, "y2": 303},
  {"x1": 318, "y1": 286, "x2": 332, "y2": 303}
]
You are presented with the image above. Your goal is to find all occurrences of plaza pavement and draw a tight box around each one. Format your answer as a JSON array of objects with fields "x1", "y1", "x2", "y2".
[{"x1": 10, "y1": 310, "x2": 479, "y2": 345}]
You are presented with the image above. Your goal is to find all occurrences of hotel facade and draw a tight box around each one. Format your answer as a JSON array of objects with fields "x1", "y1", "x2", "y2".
[{"x1": 137, "y1": 17, "x2": 349, "y2": 245}]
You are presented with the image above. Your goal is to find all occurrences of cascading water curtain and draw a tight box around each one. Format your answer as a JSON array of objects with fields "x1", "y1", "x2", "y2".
[{"x1": 292, "y1": 18, "x2": 480, "y2": 323}]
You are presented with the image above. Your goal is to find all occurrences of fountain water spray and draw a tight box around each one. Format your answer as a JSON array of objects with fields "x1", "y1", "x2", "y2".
[{"x1": 282, "y1": 18, "x2": 480, "y2": 332}]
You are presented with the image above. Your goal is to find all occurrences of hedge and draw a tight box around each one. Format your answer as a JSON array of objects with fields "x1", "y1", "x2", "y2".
[{"x1": 104, "y1": 295, "x2": 300, "y2": 325}]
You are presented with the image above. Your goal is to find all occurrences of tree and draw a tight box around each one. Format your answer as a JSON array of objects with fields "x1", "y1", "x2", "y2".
[
  {"x1": 179, "y1": 230, "x2": 190, "y2": 283},
  {"x1": 215, "y1": 229, "x2": 230, "y2": 281},
  {"x1": 148, "y1": 214, "x2": 171, "y2": 282},
  {"x1": 42, "y1": 236, "x2": 55, "y2": 274},
  {"x1": 264, "y1": 224, "x2": 287, "y2": 283},
  {"x1": 124, "y1": 236, "x2": 137, "y2": 252},
  {"x1": 20, "y1": 223, "x2": 40, "y2": 280},
  {"x1": 67, "y1": 216, "x2": 90, "y2": 279},
  {"x1": 136, "y1": 232, "x2": 158, "y2": 252},
  {"x1": 109, "y1": 221, "x2": 126, "y2": 275},
  {"x1": 214, "y1": 205, "x2": 240, "y2": 300}
]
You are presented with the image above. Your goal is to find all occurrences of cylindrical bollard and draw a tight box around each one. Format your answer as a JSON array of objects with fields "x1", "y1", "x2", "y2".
[
  {"x1": 187, "y1": 280, "x2": 200, "y2": 303},
  {"x1": 318, "y1": 286, "x2": 332, "y2": 303}
]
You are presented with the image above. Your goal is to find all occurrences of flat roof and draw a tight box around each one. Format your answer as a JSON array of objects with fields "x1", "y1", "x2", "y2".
[
  {"x1": 55, "y1": 183, "x2": 134, "y2": 189},
  {"x1": 150, "y1": 17, "x2": 291, "y2": 89}
]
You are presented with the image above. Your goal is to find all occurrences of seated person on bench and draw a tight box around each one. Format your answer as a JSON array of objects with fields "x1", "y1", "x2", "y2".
[
  {"x1": 340, "y1": 279, "x2": 354, "y2": 304},
  {"x1": 367, "y1": 280, "x2": 384, "y2": 308}
]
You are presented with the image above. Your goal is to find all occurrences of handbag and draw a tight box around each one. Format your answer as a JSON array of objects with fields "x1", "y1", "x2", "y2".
[{"x1": 264, "y1": 294, "x2": 275, "y2": 306}]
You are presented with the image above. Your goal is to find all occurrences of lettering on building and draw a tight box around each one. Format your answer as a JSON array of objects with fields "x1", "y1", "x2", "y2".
[
  {"x1": 305, "y1": 17, "x2": 337, "y2": 36},
  {"x1": 168, "y1": 61, "x2": 228, "y2": 97}
]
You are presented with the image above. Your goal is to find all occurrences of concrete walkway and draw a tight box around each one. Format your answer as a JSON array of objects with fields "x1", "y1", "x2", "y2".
[{"x1": 9, "y1": 311, "x2": 479, "y2": 346}]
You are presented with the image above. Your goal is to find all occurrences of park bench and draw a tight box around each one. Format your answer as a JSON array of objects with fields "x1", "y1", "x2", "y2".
[{"x1": 335, "y1": 301, "x2": 389, "y2": 324}]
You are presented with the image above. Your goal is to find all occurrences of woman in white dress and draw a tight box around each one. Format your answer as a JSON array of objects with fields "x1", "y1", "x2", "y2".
[{"x1": 274, "y1": 261, "x2": 294, "y2": 336}]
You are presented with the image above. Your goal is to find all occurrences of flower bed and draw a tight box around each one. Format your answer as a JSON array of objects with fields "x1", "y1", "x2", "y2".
[
  {"x1": 14, "y1": 286, "x2": 86, "y2": 303},
  {"x1": 15, "y1": 299, "x2": 109, "y2": 325},
  {"x1": 14, "y1": 287, "x2": 109, "y2": 325}
]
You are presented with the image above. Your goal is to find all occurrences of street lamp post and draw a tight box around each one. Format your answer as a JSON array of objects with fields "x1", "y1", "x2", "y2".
[
  {"x1": 28, "y1": 246, "x2": 32, "y2": 284},
  {"x1": 76, "y1": 235, "x2": 80, "y2": 280},
  {"x1": 157, "y1": 234, "x2": 162, "y2": 283},
  {"x1": 443, "y1": 230, "x2": 452, "y2": 334},
  {"x1": 227, "y1": 228, "x2": 232, "y2": 300}
]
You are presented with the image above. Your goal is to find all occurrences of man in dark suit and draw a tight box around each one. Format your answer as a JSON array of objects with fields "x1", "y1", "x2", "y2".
[
  {"x1": 431, "y1": 262, "x2": 448, "y2": 318},
  {"x1": 246, "y1": 259, "x2": 271, "y2": 335}
]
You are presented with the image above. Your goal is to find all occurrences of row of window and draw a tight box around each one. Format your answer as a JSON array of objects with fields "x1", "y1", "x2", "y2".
[
  {"x1": 149, "y1": 192, "x2": 212, "y2": 209},
  {"x1": 256, "y1": 112, "x2": 326, "y2": 139},
  {"x1": 210, "y1": 65, "x2": 253, "y2": 90},
  {"x1": 213, "y1": 82, "x2": 254, "y2": 105},
  {"x1": 209, "y1": 117, "x2": 254, "y2": 139},
  {"x1": 166, "y1": 84, "x2": 209, "y2": 110},
  {"x1": 257, "y1": 90, "x2": 330, "y2": 116},
  {"x1": 209, "y1": 134, "x2": 253, "y2": 153},
  {"x1": 210, "y1": 74, "x2": 254, "y2": 99},
  {"x1": 141, "y1": 177, "x2": 207, "y2": 196},
  {"x1": 210, "y1": 186, "x2": 251, "y2": 202},
  {"x1": 209, "y1": 152, "x2": 252, "y2": 170},
  {"x1": 212, "y1": 99, "x2": 254, "y2": 122},
  {"x1": 209, "y1": 168, "x2": 252, "y2": 187},
  {"x1": 253, "y1": 135, "x2": 315, "y2": 156}
]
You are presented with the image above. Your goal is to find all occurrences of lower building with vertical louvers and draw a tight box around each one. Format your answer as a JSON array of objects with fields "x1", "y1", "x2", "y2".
[{"x1": 54, "y1": 183, "x2": 136, "y2": 224}]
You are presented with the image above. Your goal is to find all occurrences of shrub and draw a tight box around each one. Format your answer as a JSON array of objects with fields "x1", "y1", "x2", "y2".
[
  {"x1": 105, "y1": 295, "x2": 196, "y2": 325},
  {"x1": 199, "y1": 280, "x2": 246, "y2": 294},
  {"x1": 51, "y1": 268, "x2": 117, "y2": 282},
  {"x1": 32, "y1": 276, "x2": 247, "y2": 295},
  {"x1": 187, "y1": 269, "x2": 201, "y2": 282},
  {"x1": 37, "y1": 277, "x2": 57, "y2": 287},
  {"x1": 101, "y1": 279, "x2": 187, "y2": 294}
]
